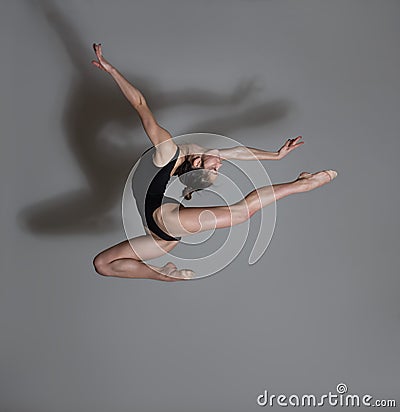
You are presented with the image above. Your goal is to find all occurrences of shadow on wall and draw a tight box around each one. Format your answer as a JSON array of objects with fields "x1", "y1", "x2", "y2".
[{"x1": 17, "y1": 0, "x2": 293, "y2": 235}]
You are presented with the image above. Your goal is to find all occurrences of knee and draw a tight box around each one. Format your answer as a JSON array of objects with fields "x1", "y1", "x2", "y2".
[
  {"x1": 92, "y1": 253, "x2": 110, "y2": 276},
  {"x1": 232, "y1": 201, "x2": 251, "y2": 225}
]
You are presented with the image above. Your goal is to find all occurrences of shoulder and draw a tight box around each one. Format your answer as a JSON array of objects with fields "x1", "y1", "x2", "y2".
[
  {"x1": 179, "y1": 143, "x2": 207, "y2": 156},
  {"x1": 152, "y1": 140, "x2": 179, "y2": 167}
]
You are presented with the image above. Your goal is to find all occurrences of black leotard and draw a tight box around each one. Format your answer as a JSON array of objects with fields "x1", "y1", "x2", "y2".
[{"x1": 131, "y1": 145, "x2": 182, "y2": 241}]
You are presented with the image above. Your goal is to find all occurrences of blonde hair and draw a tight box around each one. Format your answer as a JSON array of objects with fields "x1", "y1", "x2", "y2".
[
  {"x1": 173, "y1": 154, "x2": 214, "y2": 200},
  {"x1": 182, "y1": 186, "x2": 201, "y2": 200}
]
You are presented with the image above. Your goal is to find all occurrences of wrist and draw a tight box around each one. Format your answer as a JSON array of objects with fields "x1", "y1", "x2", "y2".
[{"x1": 109, "y1": 66, "x2": 119, "y2": 76}]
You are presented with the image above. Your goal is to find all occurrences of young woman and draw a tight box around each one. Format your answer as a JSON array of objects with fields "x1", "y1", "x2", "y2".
[{"x1": 91, "y1": 43, "x2": 337, "y2": 282}]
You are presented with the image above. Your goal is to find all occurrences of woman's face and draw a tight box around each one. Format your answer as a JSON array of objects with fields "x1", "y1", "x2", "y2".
[
  {"x1": 197, "y1": 149, "x2": 223, "y2": 173},
  {"x1": 190, "y1": 149, "x2": 222, "y2": 184}
]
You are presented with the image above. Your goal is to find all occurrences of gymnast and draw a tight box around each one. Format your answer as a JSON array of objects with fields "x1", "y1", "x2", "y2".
[{"x1": 91, "y1": 43, "x2": 337, "y2": 281}]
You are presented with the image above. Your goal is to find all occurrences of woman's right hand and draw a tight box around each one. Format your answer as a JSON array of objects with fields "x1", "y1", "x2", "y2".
[{"x1": 91, "y1": 43, "x2": 114, "y2": 74}]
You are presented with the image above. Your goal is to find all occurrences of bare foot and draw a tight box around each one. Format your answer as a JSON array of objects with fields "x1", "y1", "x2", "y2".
[
  {"x1": 157, "y1": 262, "x2": 195, "y2": 282},
  {"x1": 295, "y1": 170, "x2": 338, "y2": 192}
]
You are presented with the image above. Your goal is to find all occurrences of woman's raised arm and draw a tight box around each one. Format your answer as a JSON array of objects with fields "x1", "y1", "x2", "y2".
[
  {"x1": 91, "y1": 43, "x2": 175, "y2": 150},
  {"x1": 91, "y1": 43, "x2": 146, "y2": 108}
]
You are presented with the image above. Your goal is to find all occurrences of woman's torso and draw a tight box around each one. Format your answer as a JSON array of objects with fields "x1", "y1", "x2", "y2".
[{"x1": 131, "y1": 144, "x2": 181, "y2": 221}]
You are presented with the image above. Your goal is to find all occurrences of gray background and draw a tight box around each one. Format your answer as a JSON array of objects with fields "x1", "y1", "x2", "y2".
[{"x1": 1, "y1": 0, "x2": 399, "y2": 411}]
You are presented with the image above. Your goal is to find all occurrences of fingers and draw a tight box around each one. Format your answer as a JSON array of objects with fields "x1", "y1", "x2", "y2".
[
  {"x1": 91, "y1": 60, "x2": 107, "y2": 72},
  {"x1": 290, "y1": 136, "x2": 302, "y2": 144},
  {"x1": 91, "y1": 43, "x2": 109, "y2": 72},
  {"x1": 92, "y1": 43, "x2": 104, "y2": 61},
  {"x1": 93, "y1": 42, "x2": 102, "y2": 53},
  {"x1": 92, "y1": 43, "x2": 98, "y2": 55},
  {"x1": 287, "y1": 136, "x2": 304, "y2": 148}
]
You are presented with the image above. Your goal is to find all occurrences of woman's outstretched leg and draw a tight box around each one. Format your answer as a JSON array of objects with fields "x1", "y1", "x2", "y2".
[
  {"x1": 154, "y1": 170, "x2": 338, "y2": 238},
  {"x1": 93, "y1": 235, "x2": 192, "y2": 282},
  {"x1": 242, "y1": 169, "x2": 338, "y2": 216}
]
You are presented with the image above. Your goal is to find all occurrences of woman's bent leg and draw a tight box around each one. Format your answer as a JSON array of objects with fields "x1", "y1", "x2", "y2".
[{"x1": 92, "y1": 235, "x2": 188, "y2": 281}]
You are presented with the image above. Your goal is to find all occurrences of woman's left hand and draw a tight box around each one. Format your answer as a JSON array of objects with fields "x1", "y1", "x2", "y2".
[
  {"x1": 91, "y1": 43, "x2": 114, "y2": 74},
  {"x1": 277, "y1": 136, "x2": 304, "y2": 159}
]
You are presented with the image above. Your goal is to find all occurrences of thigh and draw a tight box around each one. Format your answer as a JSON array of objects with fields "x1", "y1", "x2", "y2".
[
  {"x1": 95, "y1": 233, "x2": 179, "y2": 265},
  {"x1": 153, "y1": 202, "x2": 244, "y2": 238}
]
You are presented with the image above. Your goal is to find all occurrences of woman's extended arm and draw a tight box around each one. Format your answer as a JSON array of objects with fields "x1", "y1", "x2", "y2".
[
  {"x1": 109, "y1": 68, "x2": 147, "y2": 109},
  {"x1": 219, "y1": 136, "x2": 304, "y2": 161},
  {"x1": 219, "y1": 146, "x2": 279, "y2": 161},
  {"x1": 91, "y1": 43, "x2": 176, "y2": 150},
  {"x1": 91, "y1": 43, "x2": 146, "y2": 109}
]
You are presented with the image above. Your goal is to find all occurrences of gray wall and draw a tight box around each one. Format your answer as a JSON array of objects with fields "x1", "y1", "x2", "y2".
[{"x1": 1, "y1": 0, "x2": 399, "y2": 411}]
